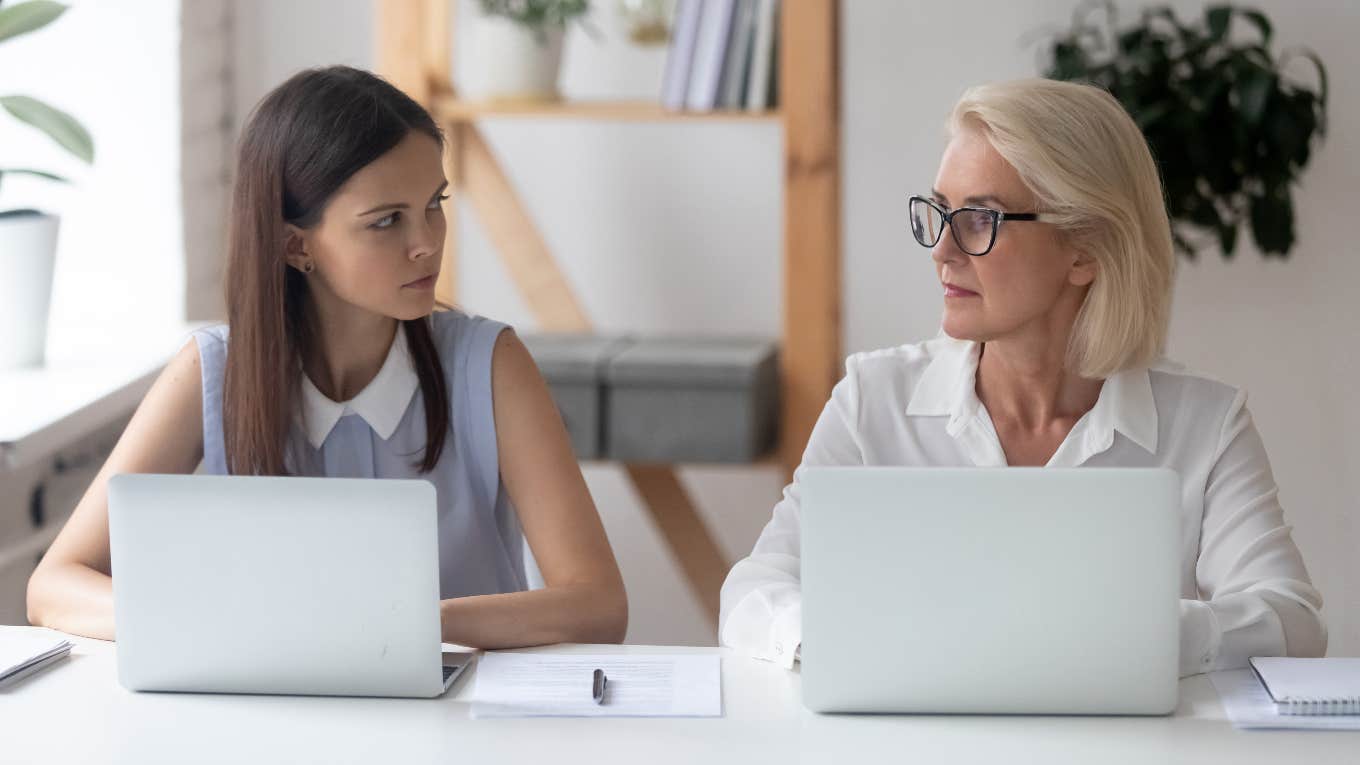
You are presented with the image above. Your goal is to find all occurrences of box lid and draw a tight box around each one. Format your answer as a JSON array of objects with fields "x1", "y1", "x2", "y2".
[
  {"x1": 519, "y1": 334, "x2": 629, "y2": 384},
  {"x1": 605, "y1": 337, "x2": 778, "y2": 388}
]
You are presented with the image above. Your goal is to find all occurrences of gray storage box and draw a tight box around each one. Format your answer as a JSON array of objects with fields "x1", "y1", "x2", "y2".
[
  {"x1": 604, "y1": 338, "x2": 779, "y2": 463},
  {"x1": 519, "y1": 334, "x2": 629, "y2": 459}
]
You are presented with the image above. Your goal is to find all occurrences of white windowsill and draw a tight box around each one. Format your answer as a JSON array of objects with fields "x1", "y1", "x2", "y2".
[{"x1": 0, "y1": 320, "x2": 206, "y2": 471}]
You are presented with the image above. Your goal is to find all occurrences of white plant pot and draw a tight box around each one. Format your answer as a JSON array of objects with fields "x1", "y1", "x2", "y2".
[
  {"x1": 463, "y1": 14, "x2": 565, "y2": 102},
  {"x1": 0, "y1": 211, "x2": 59, "y2": 369}
]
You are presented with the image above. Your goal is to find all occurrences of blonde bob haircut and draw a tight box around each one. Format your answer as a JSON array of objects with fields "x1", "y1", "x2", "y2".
[{"x1": 948, "y1": 78, "x2": 1175, "y2": 379}]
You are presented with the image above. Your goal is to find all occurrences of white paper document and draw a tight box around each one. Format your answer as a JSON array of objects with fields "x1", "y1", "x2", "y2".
[
  {"x1": 471, "y1": 653, "x2": 722, "y2": 718},
  {"x1": 1209, "y1": 669, "x2": 1360, "y2": 730},
  {"x1": 0, "y1": 629, "x2": 71, "y2": 689}
]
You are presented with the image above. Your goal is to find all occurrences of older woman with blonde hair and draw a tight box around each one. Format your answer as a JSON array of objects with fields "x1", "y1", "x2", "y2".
[{"x1": 720, "y1": 78, "x2": 1325, "y2": 677}]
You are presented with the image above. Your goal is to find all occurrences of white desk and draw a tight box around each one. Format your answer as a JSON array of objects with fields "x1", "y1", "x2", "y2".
[{"x1": 1, "y1": 628, "x2": 1355, "y2": 764}]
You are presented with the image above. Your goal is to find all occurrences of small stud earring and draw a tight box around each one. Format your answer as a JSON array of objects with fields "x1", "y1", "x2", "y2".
[{"x1": 303, "y1": 260, "x2": 315, "y2": 273}]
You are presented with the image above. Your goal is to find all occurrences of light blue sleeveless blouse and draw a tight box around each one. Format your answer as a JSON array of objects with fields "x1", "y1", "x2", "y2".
[{"x1": 193, "y1": 310, "x2": 528, "y2": 600}]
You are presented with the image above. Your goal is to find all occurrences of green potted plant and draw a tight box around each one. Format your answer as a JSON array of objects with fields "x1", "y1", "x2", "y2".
[
  {"x1": 1040, "y1": 2, "x2": 1327, "y2": 258},
  {"x1": 463, "y1": 0, "x2": 593, "y2": 102},
  {"x1": 0, "y1": 0, "x2": 93, "y2": 369}
]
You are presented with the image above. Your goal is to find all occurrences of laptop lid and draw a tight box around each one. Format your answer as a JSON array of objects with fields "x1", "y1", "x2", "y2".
[
  {"x1": 109, "y1": 474, "x2": 447, "y2": 698},
  {"x1": 800, "y1": 467, "x2": 1180, "y2": 715}
]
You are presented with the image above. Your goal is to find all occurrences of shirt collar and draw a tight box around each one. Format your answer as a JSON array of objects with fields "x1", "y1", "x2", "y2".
[
  {"x1": 297, "y1": 325, "x2": 419, "y2": 449},
  {"x1": 905, "y1": 337, "x2": 982, "y2": 430},
  {"x1": 1087, "y1": 363, "x2": 1159, "y2": 454},
  {"x1": 905, "y1": 337, "x2": 1159, "y2": 455}
]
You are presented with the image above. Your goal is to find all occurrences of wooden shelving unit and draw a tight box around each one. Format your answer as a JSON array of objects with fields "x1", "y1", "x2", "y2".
[
  {"x1": 376, "y1": 0, "x2": 840, "y2": 634},
  {"x1": 434, "y1": 97, "x2": 782, "y2": 123}
]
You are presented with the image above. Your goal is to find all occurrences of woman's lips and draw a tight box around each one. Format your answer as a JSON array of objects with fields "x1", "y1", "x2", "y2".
[
  {"x1": 403, "y1": 274, "x2": 437, "y2": 290},
  {"x1": 943, "y1": 283, "x2": 979, "y2": 298}
]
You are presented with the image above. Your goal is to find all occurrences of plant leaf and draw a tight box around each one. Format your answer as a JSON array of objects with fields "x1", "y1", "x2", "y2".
[
  {"x1": 1217, "y1": 220, "x2": 1238, "y2": 257},
  {"x1": 1143, "y1": 6, "x2": 1186, "y2": 39},
  {"x1": 0, "y1": 166, "x2": 67, "y2": 195},
  {"x1": 0, "y1": 167, "x2": 67, "y2": 182},
  {"x1": 0, "y1": 0, "x2": 66, "y2": 44},
  {"x1": 0, "y1": 94, "x2": 93, "y2": 163},
  {"x1": 1279, "y1": 47, "x2": 1329, "y2": 134},
  {"x1": 1240, "y1": 9, "x2": 1273, "y2": 47},
  {"x1": 1236, "y1": 65, "x2": 1275, "y2": 126},
  {"x1": 1205, "y1": 6, "x2": 1231, "y2": 43},
  {"x1": 1249, "y1": 188, "x2": 1294, "y2": 256}
]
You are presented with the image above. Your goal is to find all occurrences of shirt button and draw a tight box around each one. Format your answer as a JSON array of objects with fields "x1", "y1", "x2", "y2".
[{"x1": 775, "y1": 642, "x2": 784, "y2": 655}]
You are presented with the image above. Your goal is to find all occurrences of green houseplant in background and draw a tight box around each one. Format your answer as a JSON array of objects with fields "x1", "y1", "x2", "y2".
[
  {"x1": 478, "y1": 0, "x2": 592, "y2": 40},
  {"x1": 464, "y1": 0, "x2": 595, "y2": 102},
  {"x1": 1041, "y1": 2, "x2": 1327, "y2": 258},
  {"x1": 0, "y1": 0, "x2": 94, "y2": 369}
]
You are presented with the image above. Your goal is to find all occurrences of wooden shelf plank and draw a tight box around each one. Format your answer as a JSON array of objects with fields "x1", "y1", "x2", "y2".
[{"x1": 435, "y1": 97, "x2": 782, "y2": 123}]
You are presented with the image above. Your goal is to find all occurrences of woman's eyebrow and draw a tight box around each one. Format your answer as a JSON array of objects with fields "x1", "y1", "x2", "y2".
[
  {"x1": 963, "y1": 194, "x2": 1008, "y2": 208},
  {"x1": 356, "y1": 180, "x2": 450, "y2": 217},
  {"x1": 931, "y1": 188, "x2": 1010, "y2": 209},
  {"x1": 357, "y1": 201, "x2": 407, "y2": 216}
]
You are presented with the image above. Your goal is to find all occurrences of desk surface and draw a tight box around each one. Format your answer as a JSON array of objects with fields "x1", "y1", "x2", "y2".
[{"x1": 2, "y1": 628, "x2": 1355, "y2": 764}]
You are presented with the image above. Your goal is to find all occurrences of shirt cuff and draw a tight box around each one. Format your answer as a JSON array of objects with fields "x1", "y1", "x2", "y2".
[
  {"x1": 1180, "y1": 599, "x2": 1221, "y2": 677},
  {"x1": 768, "y1": 600, "x2": 802, "y2": 670},
  {"x1": 1180, "y1": 593, "x2": 1288, "y2": 676}
]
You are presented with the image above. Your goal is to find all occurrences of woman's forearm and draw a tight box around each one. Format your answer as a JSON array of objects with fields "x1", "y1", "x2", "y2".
[
  {"x1": 439, "y1": 582, "x2": 628, "y2": 649},
  {"x1": 28, "y1": 563, "x2": 629, "y2": 648},
  {"x1": 27, "y1": 562, "x2": 116, "y2": 641}
]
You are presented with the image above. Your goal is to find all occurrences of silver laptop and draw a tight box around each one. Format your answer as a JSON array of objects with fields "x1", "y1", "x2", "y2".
[
  {"x1": 800, "y1": 467, "x2": 1180, "y2": 715},
  {"x1": 108, "y1": 474, "x2": 467, "y2": 698}
]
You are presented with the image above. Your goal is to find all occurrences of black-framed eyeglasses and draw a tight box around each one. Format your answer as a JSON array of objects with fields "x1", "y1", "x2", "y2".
[{"x1": 909, "y1": 195, "x2": 1054, "y2": 256}]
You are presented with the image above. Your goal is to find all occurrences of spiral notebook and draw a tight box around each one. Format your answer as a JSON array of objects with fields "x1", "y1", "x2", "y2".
[{"x1": 1250, "y1": 657, "x2": 1360, "y2": 715}]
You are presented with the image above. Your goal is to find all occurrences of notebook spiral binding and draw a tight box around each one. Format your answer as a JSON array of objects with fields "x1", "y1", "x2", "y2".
[{"x1": 1279, "y1": 698, "x2": 1360, "y2": 716}]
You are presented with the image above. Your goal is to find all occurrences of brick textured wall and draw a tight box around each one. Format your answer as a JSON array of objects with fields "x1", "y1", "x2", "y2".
[{"x1": 180, "y1": 1, "x2": 235, "y2": 322}]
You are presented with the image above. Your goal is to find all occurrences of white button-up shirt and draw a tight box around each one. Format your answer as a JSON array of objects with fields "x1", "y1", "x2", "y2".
[{"x1": 719, "y1": 337, "x2": 1326, "y2": 677}]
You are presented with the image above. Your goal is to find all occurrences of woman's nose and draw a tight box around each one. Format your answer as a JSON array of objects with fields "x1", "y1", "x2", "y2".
[
  {"x1": 409, "y1": 217, "x2": 442, "y2": 260},
  {"x1": 930, "y1": 230, "x2": 968, "y2": 267}
]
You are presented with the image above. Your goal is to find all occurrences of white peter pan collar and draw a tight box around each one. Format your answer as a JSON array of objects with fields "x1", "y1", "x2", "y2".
[{"x1": 297, "y1": 325, "x2": 419, "y2": 449}]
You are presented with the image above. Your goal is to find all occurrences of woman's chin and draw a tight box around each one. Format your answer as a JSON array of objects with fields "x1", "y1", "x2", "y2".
[
  {"x1": 390, "y1": 296, "x2": 438, "y2": 321},
  {"x1": 940, "y1": 314, "x2": 984, "y2": 342}
]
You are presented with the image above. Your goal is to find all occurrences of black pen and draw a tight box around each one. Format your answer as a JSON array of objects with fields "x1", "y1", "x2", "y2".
[{"x1": 592, "y1": 668, "x2": 608, "y2": 705}]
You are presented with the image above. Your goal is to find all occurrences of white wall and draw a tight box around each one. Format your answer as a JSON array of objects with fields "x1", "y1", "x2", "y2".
[
  {"x1": 0, "y1": 0, "x2": 183, "y2": 333},
  {"x1": 227, "y1": 0, "x2": 1358, "y2": 652}
]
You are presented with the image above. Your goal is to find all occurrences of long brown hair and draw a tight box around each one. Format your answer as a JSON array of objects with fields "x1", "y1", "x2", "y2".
[{"x1": 223, "y1": 66, "x2": 450, "y2": 476}]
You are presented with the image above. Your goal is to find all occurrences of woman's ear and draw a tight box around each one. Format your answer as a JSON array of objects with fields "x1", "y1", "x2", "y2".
[
  {"x1": 1068, "y1": 251, "x2": 1097, "y2": 287},
  {"x1": 283, "y1": 224, "x2": 310, "y2": 273}
]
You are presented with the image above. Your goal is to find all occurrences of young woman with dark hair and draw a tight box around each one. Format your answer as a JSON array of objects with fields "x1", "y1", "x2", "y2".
[{"x1": 26, "y1": 66, "x2": 628, "y2": 647}]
